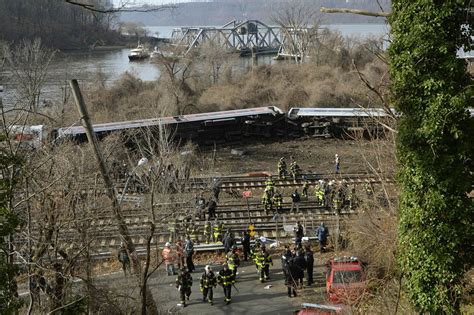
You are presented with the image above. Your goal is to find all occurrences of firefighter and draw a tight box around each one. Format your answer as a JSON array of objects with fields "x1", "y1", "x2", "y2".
[
  {"x1": 200, "y1": 265, "x2": 217, "y2": 305},
  {"x1": 365, "y1": 182, "x2": 374, "y2": 197},
  {"x1": 332, "y1": 185, "x2": 343, "y2": 213},
  {"x1": 264, "y1": 176, "x2": 275, "y2": 196},
  {"x1": 251, "y1": 239, "x2": 262, "y2": 273},
  {"x1": 302, "y1": 178, "x2": 309, "y2": 198},
  {"x1": 272, "y1": 191, "x2": 283, "y2": 212},
  {"x1": 203, "y1": 220, "x2": 211, "y2": 244},
  {"x1": 290, "y1": 161, "x2": 301, "y2": 181},
  {"x1": 226, "y1": 245, "x2": 241, "y2": 278},
  {"x1": 314, "y1": 181, "x2": 325, "y2": 206},
  {"x1": 217, "y1": 264, "x2": 235, "y2": 305},
  {"x1": 212, "y1": 217, "x2": 222, "y2": 243},
  {"x1": 261, "y1": 190, "x2": 273, "y2": 213},
  {"x1": 278, "y1": 157, "x2": 287, "y2": 179},
  {"x1": 256, "y1": 245, "x2": 273, "y2": 283},
  {"x1": 176, "y1": 267, "x2": 193, "y2": 307}
]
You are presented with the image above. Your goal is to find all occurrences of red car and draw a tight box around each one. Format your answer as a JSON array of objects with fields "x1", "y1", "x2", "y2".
[{"x1": 325, "y1": 256, "x2": 366, "y2": 303}]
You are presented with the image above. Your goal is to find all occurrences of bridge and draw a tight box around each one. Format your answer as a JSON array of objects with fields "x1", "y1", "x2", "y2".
[{"x1": 171, "y1": 19, "x2": 309, "y2": 57}]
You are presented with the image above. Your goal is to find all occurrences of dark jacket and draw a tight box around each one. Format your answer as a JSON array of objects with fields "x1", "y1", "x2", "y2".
[
  {"x1": 291, "y1": 192, "x2": 301, "y2": 203},
  {"x1": 304, "y1": 250, "x2": 314, "y2": 267},
  {"x1": 200, "y1": 271, "x2": 217, "y2": 288},
  {"x1": 223, "y1": 235, "x2": 235, "y2": 252},
  {"x1": 176, "y1": 271, "x2": 193, "y2": 290},
  {"x1": 295, "y1": 224, "x2": 304, "y2": 239},
  {"x1": 281, "y1": 249, "x2": 293, "y2": 270},
  {"x1": 241, "y1": 233, "x2": 251, "y2": 249},
  {"x1": 285, "y1": 258, "x2": 299, "y2": 286},
  {"x1": 316, "y1": 225, "x2": 328, "y2": 242},
  {"x1": 293, "y1": 254, "x2": 307, "y2": 278}
]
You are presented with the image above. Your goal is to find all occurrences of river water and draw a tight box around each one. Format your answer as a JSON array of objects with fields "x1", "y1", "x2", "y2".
[{"x1": 1, "y1": 24, "x2": 389, "y2": 106}]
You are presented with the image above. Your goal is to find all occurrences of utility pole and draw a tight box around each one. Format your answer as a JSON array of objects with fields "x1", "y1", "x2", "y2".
[{"x1": 69, "y1": 79, "x2": 140, "y2": 273}]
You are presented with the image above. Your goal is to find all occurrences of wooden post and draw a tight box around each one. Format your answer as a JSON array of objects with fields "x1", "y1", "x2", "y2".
[{"x1": 69, "y1": 79, "x2": 139, "y2": 273}]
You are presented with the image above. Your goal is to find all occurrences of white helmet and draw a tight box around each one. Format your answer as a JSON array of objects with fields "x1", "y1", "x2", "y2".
[{"x1": 165, "y1": 242, "x2": 171, "y2": 247}]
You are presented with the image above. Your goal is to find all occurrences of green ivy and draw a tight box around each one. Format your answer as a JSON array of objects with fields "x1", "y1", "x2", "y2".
[
  {"x1": 0, "y1": 142, "x2": 23, "y2": 313},
  {"x1": 389, "y1": 1, "x2": 474, "y2": 313}
]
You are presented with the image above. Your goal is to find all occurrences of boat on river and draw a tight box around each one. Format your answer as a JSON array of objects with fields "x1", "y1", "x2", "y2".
[{"x1": 128, "y1": 44, "x2": 149, "y2": 61}]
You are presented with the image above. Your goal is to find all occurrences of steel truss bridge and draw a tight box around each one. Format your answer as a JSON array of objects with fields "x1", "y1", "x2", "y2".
[{"x1": 171, "y1": 19, "x2": 307, "y2": 57}]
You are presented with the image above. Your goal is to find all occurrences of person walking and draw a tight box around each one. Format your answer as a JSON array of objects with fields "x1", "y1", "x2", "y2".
[
  {"x1": 212, "y1": 217, "x2": 222, "y2": 243},
  {"x1": 335, "y1": 154, "x2": 340, "y2": 174},
  {"x1": 217, "y1": 264, "x2": 235, "y2": 305},
  {"x1": 118, "y1": 242, "x2": 131, "y2": 276},
  {"x1": 256, "y1": 245, "x2": 273, "y2": 283},
  {"x1": 316, "y1": 222, "x2": 328, "y2": 253},
  {"x1": 278, "y1": 157, "x2": 287, "y2": 179},
  {"x1": 184, "y1": 236, "x2": 195, "y2": 272},
  {"x1": 290, "y1": 189, "x2": 301, "y2": 213},
  {"x1": 226, "y1": 246, "x2": 241, "y2": 278},
  {"x1": 162, "y1": 242, "x2": 176, "y2": 276},
  {"x1": 302, "y1": 179, "x2": 309, "y2": 198},
  {"x1": 304, "y1": 245, "x2": 314, "y2": 286},
  {"x1": 200, "y1": 265, "x2": 217, "y2": 305},
  {"x1": 241, "y1": 231, "x2": 251, "y2": 261},
  {"x1": 294, "y1": 221, "x2": 304, "y2": 249},
  {"x1": 176, "y1": 267, "x2": 193, "y2": 307},
  {"x1": 272, "y1": 191, "x2": 283, "y2": 212}
]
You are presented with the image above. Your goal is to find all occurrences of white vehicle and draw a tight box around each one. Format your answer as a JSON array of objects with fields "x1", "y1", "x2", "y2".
[{"x1": 8, "y1": 125, "x2": 45, "y2": 149}]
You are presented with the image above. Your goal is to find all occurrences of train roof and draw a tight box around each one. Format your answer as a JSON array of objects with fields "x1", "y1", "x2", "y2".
[
  {"x1": 288, "y1": 107, "x2": 396, "y2": 118},
  {"x1": 56, "y1": 106, "x2": 284, "y2": 137}
]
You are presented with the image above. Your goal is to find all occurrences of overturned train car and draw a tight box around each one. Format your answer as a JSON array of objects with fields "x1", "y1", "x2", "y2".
[{"x1": 52, "y1": 106, "x2": 286, "y2": 144}]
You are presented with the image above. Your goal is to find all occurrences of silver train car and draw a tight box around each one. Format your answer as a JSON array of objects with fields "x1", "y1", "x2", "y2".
[{"x1": 53, "y1": 106, "x2": 285, "y2": 144}]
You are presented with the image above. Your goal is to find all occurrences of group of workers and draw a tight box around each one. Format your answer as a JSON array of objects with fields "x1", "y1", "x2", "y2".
[{"x1": 172, "y1": 228, "x2": 327, "y2": 308}]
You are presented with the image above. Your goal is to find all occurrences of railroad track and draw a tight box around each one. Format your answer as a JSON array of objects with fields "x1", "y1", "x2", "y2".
[
  {"x1": 76, "y1": 173, "x2": 395, "y2": 196},
  {"x1": 16, "y1": 172, "x2": 394, "y2": 259}
]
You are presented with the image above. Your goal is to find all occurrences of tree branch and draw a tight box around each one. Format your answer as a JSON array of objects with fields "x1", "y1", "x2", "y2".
[
  {"x1": 320, "y1": 7, "x2": 391, "y2": 18},
  {"x1": 65, "y1": 1, "x2": 176, "y2": 13}
]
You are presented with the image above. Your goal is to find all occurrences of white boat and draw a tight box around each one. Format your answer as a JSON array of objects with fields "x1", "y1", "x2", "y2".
[{"x1": 128, "y1": 44, "x2": 149, "y2": 61}]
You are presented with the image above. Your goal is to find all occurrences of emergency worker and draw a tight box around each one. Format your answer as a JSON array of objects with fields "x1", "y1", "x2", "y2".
[
  {"x1": 203, "y1": 220, "x2": 212, "y2": 244},
  {"x1": 302, "y1": 179, "x2": 309, "y2": 198},
  {"x1": 264, "y1": 176, "x2": 275, "y2": 197},
  {"x1": 278, "y1": 157, "x2": 287, "y2": 179},
  {"x1": 226, "y1": 245, "x2": 241, "y2": 278},
  {"x1": 314, "y1": 182, "x2": 325, "y2": 206},
  {"x1": 217, "y1": 264, "x2": 235, "y2": 305},
  {"x1": 212, "y1": 217, "x2": 222, "y2": 243},
  {"x1": 256, "y1": 245, "x2": 273, "y2": 283},
  {"x1": 290, "y1": 161, "x2": 301, "y2": 181},
  {"x1": 200, "y1": 265, "x2": 217, "y2": 305},
  {"x1": 272, "y1": 191, "x2": 283, "y2": 212},
  {"x1": 262, "y1": 191, "x2": 273, "y2": 213},
  {"x1": 176, "y1": 267, "x2": 193, "y2": 307}
]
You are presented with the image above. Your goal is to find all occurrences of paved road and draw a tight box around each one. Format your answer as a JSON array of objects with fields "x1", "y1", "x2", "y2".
[{"x1": 149, "y1": 256, "x2": 328, "y2": 315}]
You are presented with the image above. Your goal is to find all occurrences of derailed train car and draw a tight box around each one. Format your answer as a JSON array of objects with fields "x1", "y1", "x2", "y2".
[
  {"x1": 52, "y1": 106, "x2": 286, "y2": 144},
  {"x1": 287, "y1": 107, "x2": 398, "y2": 138},
  {"x1": 9, "y1": 107, "x2": 473, "y2": 148}
]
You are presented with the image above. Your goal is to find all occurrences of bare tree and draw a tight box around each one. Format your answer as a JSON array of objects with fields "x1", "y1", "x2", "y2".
[
  {"x1": 152, "y1": 45, "x2": 197, "y2": 115},
  {"x1": 272, "y1": 0, "x2": 320, "y2": 64},
  {"x1": 3, "y1": 39, "x2": 55, "y2": 113}
]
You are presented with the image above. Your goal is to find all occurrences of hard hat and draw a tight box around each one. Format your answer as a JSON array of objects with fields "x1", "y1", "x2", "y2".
[
  {"x1": 205, "y1": 265, "x2": 211, "y2": 272},
  {"x1": 165, "y1": 242, "x2": 171, "y2": 247}
]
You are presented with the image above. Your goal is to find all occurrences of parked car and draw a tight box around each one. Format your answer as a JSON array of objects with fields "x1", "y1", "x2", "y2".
[{"x1": 325, "y1": 256, "x2": 366, "y2": 303}]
